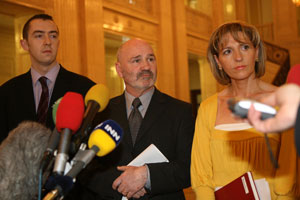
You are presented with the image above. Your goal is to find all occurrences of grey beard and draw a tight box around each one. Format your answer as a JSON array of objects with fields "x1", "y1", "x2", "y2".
[{"x1": 137, "y1": 70, "x2": 153, "y2": 80}]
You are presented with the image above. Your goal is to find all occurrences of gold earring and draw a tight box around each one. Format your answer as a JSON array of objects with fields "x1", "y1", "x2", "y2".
[
  {"x1": 255, "y1": 58, "x2": 259, "y2": 62},
  {"x1": 218, "y1": 66, "x2": 222, "y2": 70}
]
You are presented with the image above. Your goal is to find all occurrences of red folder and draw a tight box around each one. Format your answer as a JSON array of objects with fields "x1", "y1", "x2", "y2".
[{"x1": 215, "y1": 171, "x2": 260, "y2": 200}]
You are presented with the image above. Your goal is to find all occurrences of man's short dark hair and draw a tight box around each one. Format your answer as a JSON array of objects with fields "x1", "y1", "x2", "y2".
[{"x1": 22, "y1": 14, "x2": 55, "y2": 40}]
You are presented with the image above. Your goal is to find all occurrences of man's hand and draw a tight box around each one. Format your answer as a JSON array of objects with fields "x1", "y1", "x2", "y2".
[
  {"x1": 112, "y1": 165, "x2": 148, "y2": 199},
  {"x1": 132, "y1": 188, "x2": 147, "y2": 199}
]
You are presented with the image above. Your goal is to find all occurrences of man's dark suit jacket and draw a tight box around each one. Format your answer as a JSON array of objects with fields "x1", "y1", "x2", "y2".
[
  {"x1": 0, "y1": 65, "x2": 95, "y2": 142},
  {"x1": 67, "y1": 88, "x2": 195, "y2": 200}
]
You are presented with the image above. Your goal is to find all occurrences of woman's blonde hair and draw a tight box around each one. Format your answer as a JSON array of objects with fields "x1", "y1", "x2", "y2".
[{"x1": 207, "y1": 21, "x2": 265, "y2": 85}]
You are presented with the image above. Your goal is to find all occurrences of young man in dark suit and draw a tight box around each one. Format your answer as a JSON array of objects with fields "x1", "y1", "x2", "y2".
[
  {"x1": 67, "y1": 38, "x2": 195, "y2": 199},
  {"x1": 0, "y1": 14, "x2": 95, "y2": 142}
]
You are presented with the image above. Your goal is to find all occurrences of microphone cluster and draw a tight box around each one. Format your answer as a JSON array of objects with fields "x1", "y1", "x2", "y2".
[{"x1": 40, "y1": 84, "x2": 123, "y2": 200}]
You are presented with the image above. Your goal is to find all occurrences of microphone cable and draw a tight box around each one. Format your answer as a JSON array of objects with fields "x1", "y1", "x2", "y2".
[
  {"x1": 38, "y1": 167, "x2": 43, "y2": 200},
  {"x1": 264, "y1": 133, "x2": 279, "y2": 169}
]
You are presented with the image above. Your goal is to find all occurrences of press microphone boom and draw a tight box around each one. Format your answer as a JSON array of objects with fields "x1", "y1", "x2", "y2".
[
  {"x1": 40, "y1": 129, "x2": 60, "y2": 173},
  {"x1": 69, "y1": 119, "x2": 123, "y2": 177},
  {"x1": 40, "y1": 97, "x2": 62, "y2": 173},
  {"x1": 71, "y1": 84, "x2": 109, "y2": 154},
  {"x1": 53, "y1": 92, "x2": 84, "y2": 175},
  {"x1": 43, "y1": 120, "x2": 123, "y2": 200}
]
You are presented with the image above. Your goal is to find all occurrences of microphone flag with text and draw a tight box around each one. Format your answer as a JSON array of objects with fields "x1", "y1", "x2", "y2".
[
  {"x1": 43, "y1": 119, "x2": 123, "y2": 200},
  {"x1": 53, "y1": 92, "x2": 84, "y2": 175},
  {"x1": 71, "y1": 84, "x2": 109, "y2": 155}
]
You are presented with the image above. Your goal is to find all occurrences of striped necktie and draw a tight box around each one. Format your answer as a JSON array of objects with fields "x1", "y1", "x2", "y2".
[{"x1": 37, "y1": 76, "x2": 49, "y2": 124}]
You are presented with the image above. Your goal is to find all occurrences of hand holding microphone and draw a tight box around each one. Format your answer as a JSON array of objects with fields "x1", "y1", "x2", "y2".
[{"x1": 43, "y1": 120, "x2": 123, "y2": 200}]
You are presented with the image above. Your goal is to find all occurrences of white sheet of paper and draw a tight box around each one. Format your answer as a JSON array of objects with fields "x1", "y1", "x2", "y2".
[
  {"x1": 128, "y1": 144, "x2": 169, "y2": 166},
  {"x1": 255, "y1": 178, "x2": 271, "y2": 200},
  {"x1": 122, "y1": 144, "x2": 169, "y2": 200}
]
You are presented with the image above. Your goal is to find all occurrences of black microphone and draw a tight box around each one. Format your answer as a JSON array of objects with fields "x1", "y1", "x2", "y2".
[
  {"x1": 40, "y1": 97, "x2": 62, "y2": 173},
  {"x1": 43, "y1": 120, "x2": 123, "y2": 200},
  {"x1": 0, "y1": 121, "x2": 51, "y2": 200},
  {"x1": 53, "y1": 92, "x2": 84, "y2": 175},
  {"x1": 40, "y1": 129, "x2": 59, "y2": 172},
  {"x1": 71, "y1": 84, "x2": 109, "y2": 155}
]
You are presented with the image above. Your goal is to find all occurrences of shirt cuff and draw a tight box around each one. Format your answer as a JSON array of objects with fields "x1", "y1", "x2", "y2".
[{"x1": 144, "y1": 164, "x2": 151, "y2": 190}]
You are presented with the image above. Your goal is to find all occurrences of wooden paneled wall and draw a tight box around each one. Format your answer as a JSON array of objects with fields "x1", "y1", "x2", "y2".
[
  {"x1": 1, "y1": 0, "x2": 227, "y2": 103},
  {"x1": 2, "y1": 0, "x2": 300, "y2": 199},
  {"x1": 3, "y1": 0, "x2": 300, "y2": 99},
  {"x1": 272, "y1": 0, "x2": 300, "y2": 66},
  {"x1": 0, "y1": 14, "x2": 15, "y2": 84}
]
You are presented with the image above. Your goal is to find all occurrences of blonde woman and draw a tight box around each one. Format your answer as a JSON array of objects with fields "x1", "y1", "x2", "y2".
[{"x1": 191, "y1": 22, "x2": 299, "y2": 199}]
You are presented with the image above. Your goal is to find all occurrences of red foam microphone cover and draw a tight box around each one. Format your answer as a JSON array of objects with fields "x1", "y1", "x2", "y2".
[
  {"x1": 287, "y1": 64, "x2": 300, "y2": 86},
  {"x1": 56, "y1": 92, "x2": 84, "y2": 133}
]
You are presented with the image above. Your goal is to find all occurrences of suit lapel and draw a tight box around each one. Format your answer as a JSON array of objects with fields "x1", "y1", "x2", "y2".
[
  {"x1": 135, "y1": 89, "x2": 166, "y2": 145},
  {"x1": 46, "y1": 66, "x2": 74, "y2": 128},
  {"x1": 20, "y1": 70, "x2": 36, "y2": 118},
  {"x1": 50, "y1": 66, "x2": 72, "y2": 105}
]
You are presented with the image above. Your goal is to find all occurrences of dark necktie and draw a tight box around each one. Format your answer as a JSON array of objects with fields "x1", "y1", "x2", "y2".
[
  {"x1": 128, "y1": 98, "x2": 143, "y2": 145},
  {"x1": 37, "y1": 76, "x2": 49, "y2": 124}
]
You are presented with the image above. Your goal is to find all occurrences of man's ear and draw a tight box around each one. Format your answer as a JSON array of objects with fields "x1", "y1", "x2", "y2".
[
  {"x1": 20, "y1": 39, "x2": 29, "y2": 51},
  {"x1": 115, "y1": 62, "x2": 123, "y2": 78}
]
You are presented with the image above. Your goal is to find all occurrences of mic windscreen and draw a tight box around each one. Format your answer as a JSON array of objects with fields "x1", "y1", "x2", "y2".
[
  {"x1": 56, "y1": 92, "x2": 84, "y2": 133},
  {"x1": 52, "y1": 97, "x2": 62, "y2": 125},
  {"x1": 84, "y1": 84, "x2": 109, "y2": 112},
  {"x1": 0, "y1": 121, "x2": 51, "y2": 200},
  {"x1": 88, "y1": 120, "x2": 123, "y2": 157}
]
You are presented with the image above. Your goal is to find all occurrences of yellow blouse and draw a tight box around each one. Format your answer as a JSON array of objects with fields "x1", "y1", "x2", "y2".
[{"x1": 191, "y1": 93, "x2": 299, "y2": 200}]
